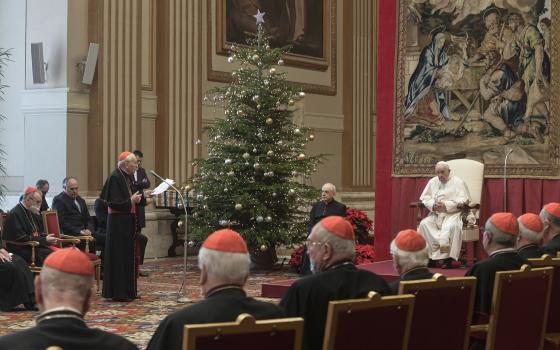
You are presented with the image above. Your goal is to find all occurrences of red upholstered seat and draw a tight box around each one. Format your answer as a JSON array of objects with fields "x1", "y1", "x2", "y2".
[
  {"x1": 471, "y1": 265, "x2": 553, "y2": 350},
  {"x1": 183, "y1": 313, "x2": 303, "y2": 350},
  {"x1": 322, "y1": 292, "x2": 415, "y2": 350},
  {"x1": 399, "y1": 274, "x2": 475, "y2": 350}
]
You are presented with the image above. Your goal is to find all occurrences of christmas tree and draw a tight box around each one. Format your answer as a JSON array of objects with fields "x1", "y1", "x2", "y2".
[{"x1": 187, "y1": 10, "x2": 323, "y2": 264}]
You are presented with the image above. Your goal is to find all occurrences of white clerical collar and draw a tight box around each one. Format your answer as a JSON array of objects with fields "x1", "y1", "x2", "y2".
[
  {"x1": 490, "y1": 247, "x2": 516, "y2": 257},
  {"x1": 39, "y1": 306, "x2": 83, "y2": 317}
]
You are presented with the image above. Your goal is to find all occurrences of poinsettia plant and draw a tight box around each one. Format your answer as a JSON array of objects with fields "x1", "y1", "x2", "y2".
[
  {"x1": 288, "y1": 208, "x2": 375, "y2": 269},
  {"x1": 345, "y1": 208, "x2": 374, "y2": 244}
]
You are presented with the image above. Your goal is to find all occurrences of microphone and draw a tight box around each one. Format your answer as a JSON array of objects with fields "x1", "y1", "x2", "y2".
[
  {"x1": 150, "y1": 170, "x2": 192, "y2": 303},
  {"x1": 503, "y1": 148, "x2": 513, "y2": 211}
]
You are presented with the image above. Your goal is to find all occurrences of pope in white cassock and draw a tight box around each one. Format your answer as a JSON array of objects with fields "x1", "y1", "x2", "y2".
[{"x1": 418, "y1": 161, "x2": 471, "y2": 268}]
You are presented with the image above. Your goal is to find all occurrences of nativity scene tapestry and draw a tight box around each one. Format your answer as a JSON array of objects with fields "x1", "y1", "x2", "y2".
[{"x1": 393, "y1": 0, "x2": 558, "y2": 178}]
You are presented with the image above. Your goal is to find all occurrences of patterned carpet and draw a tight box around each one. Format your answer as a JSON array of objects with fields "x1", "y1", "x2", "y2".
[{"x1": 0, "y1": 256, "x2": 299, "y2": 349}]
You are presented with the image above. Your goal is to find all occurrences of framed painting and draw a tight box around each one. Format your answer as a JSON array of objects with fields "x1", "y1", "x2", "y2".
[
  {"x1": 208, "y1": 0, "x2": 337, "y2": 95},
  {"x1": 393, "y1": 0, "x2": 559, "y2": 178}
]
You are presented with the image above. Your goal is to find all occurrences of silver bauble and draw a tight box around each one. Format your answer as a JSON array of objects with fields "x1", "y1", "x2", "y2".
[
  {"x1": 265, "y1": 216, "x2": 272, "y2": 223},
  {"x1": 256, "y1": 216, "x2": 264, "y2": 223},
  {"x1": 224, "y1": 159, "x2": 232, "y2": 165},
  {"x1": 227, "y1": 56, "x2": 234, "y2": 63},
  {"x1": 278, "y1": 59, "x2": 285, "y2": 65},
  {"x1": 253, "y1": 163, "x2": 261, "y2": 169},
  {"x1": 299, "y1": 91, "x2": 306, "y2": 98}
]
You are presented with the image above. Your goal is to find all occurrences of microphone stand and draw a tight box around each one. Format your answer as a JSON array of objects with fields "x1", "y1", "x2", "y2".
[
  {"x1": 150, "y1": 170, "x2": 192, "y2": 303},
  {"x1": 503, "y1": 149, "x2": 513, "y2": 211}
]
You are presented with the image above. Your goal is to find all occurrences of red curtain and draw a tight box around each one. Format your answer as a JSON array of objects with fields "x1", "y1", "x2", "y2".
[{"x1": 374, "y1": 2, "x2": 560, "y2": 261}]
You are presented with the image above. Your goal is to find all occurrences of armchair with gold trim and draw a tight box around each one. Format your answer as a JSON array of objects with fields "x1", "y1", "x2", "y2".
[
  {"x1": 42, "y1": 210, "x2": 101, "y2": 290},
  {"x1": 322, "y1": 292, "x2": 415, "y2": 350},
  {"x1": 410, "y1": 159, "x2": 484, "y2": 266},
  {"x1": 469, "y1": 265, "x2": 553, "y2": 350},
  {"x1": 183, "y1": 313, "x2": 304, "y2": 350}
]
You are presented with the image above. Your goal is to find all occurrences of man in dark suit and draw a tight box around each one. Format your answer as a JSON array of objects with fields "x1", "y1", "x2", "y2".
[
  {"x1": 300, "y1": 183, "x2": 347, "y2": 275},
  {"x1": 389, "y1": 229, "x2": 434, "y2": 294},
  {"x1": 147, "y1": 228, "x2": 284, "y2": 350},
  {"x1": 0, "y1": 247, "x2": 137, "y2": 350},
  {"x1": 133, "y1": 150, "x2": 150, "y2": 276},
  {"x1": 52, "y1": 177, "x2": 93, "y2": 240},
  {"x1": 35, "y1": 179, "x2": 50, "y2": 213},
  {"x1": 466, "y1": 213, "x2": 526, "y2": 324},
  {"x1": 516, "y1": 213, "x2": 547, "y2": 260},
  {"x1": 541, "y1": 203, "x2": 560, "y2": 256},
  {"x1": 281, "y1": 216, "x2": 391, "y2": 350}
]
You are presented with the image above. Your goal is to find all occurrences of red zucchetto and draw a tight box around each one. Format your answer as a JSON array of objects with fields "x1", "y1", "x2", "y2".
[
  {"x1": 394, "y1": 229, "x2": 427, "y2": 252},
  {"x1": 44, "y1": 247, "x2": 94, "y2": 276},
  {"x1": 544, "y1": 203, "x2": 560, "y2": 219},
  {"x1": 118, "y1": 151, "x2": 132, "y2": 161},
  {"x1": 518, "y1": 213, "x2": 543, "y2": 233},
  {"x1": 202, "y1": 229, "x2": 248, "y2": 253},
  {"x1": 24, "y1": 186, "x2": 38, "y2": 195},
  {"x1": 489, "y1": 212, "x2": 519, "y2": 236},
  {"x1": 319, "y1": 216, "x2": 355, "y2": 241}
]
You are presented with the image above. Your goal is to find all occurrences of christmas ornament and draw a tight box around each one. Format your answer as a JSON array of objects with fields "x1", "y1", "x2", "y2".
[
  {"x1": 253, "y1": 148, "x2": 258, "y2": 153},
  {"x1": 252, "y1": 95, "x2": 259, "y2": 102},
  {"x1": 308, "y1": 134, "x2": 315, "y2": 141},
  {"x1": 242, "y1": 152, "x2": 250, "y2": 159},
  {"x1": 253, "y1": 163, "x2": 261, "y2": 169},
  {"x1": 272, "y1": 192, "x2": 277, "y2": 197},
  {"x1": 256, "y1": 216, "x2": 264, "y2": 223},
  {"x1": 219, "y1": 220, "x2": 229, "y2": 227},
  {"x1": 195, "y1": 138, "x2": 202, "y2": 145},
  {"x1": 235, "y1": 203, "x2": 243, "y2": 211},
  {"x1": 196, "y1": 194, "x2": 203, "y2": 200},
  {"x1": 224, "y1": 188, "x2": 228, "y2": 192},
  {"x1": 288, "y1": 189, "x2": 296, "y2": 196},
  {"x1": 263, "y1": 79, "x2": 269, "y2": 85},
  {"x1": 177, "y1": 220, "x2": 184, "y2": 227},
  {"x1": 188, "y1": 241, "x2": 195, "y2": 247},
  {"x1": 299, "y1": 91, "x2": 306, "y2": 98},
  {"x1": 203, "y1": 204, "x2": 208, "y2": 210},
  {"x1": 227, "y1": 56, "x2": 234, "y2": 63},
  {"x1": 267, "y1": 150, "x2": 274, "y2": 156},
  {"x1": 192, "y1": 212, "x2": 198, "y2": 218},
  {"x1": 265, "y1": 117, "x2": 273, "y2": 125},
  {"x1": 237, "y1": 110, "x2": 243, "y2": 116},
  {"x1": 278, "y1": 59, "x2": 284, "y2": 65},
  {"x1": 185, "y1": 185, "x2": 192, "y2": 191},
  {"x1": 291, "y1": 170, "x2": 299, "y2": 176},
  {"x1": 288, "y1": 99, "x2": 295, "y2": 106},
  {"x1": 294, "y1": 128, "x2": 301, "y2": 134},
  {"x1": 265, "y1": 216, "x2": 272, "y2": 223},
  {"x1": 252, "y1": 54, "x2": 260, "y2": 61},
  {"x1": 269, "y1": 67, "x2": 276, "y2": 74},
  {"x1": 224, "y1": 159, "x2": 232, "y2": 165},
  {"x1": 297, "y1": 153, "x2": 306, "y2": 161},
  {"x1": 260, "y1": 245, "x2": 268, "y2": 251}
]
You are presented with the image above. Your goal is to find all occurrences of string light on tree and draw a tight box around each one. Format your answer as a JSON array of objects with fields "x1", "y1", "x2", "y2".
[{"x1": 185, "y1": 9, "x2": 325, "y2": 266}]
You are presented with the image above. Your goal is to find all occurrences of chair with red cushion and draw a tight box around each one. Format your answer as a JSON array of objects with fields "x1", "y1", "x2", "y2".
[
  {"x1": 470, "y1": 264, "x2": 553, "y2": 350},
  {"x1": 399, "y1": 274, "x2": 476, "y2": 350},
  {"x1": 322, "y1": 291, "x2": 415, "y2": 350},
  {"x1": 43, "y1": 210, "x2": 101, "y2": 291},
  {"x1": 528, "y1": 256, "x2": 560, "y2": 349},
  {"x1": 183, "y1": 313, "x2": 303, "y2": 350}
]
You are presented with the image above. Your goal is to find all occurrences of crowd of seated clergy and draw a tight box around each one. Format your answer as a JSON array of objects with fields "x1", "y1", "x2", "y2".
[{"x1": 1, "y1": 197, "x2": 560, "y2": 349}]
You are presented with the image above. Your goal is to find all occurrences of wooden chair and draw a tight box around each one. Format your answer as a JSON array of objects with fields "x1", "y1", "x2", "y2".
[
  {"x1": 182, "y1": 313, "x2": 303, "y2": 350},
  {"x1": 410, "y1": 159, "x2": 484, "y2": 266},
  {"x1": 399, "y1": 274, "x2": 476, "y2": 350},
  {"x1": 528, "y1": 255, "x2": 560, "y2": 349},
  {"x1": 42, "y1": 210, "x2": 101, "y2": 291},
  {"x1": 322, "y1": 292, "x2": 415, "y2": 350},
  {"x1": 470, "y1": 265, "x2": 553, "y2": 350}
]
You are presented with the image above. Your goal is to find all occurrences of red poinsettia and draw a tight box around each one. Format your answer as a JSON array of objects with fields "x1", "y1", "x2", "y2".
[{"x1": 345, "y1": 208, "x2": 374, "y2": 244}]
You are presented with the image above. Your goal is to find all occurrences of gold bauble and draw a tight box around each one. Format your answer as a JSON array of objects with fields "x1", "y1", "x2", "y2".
[
  {"x1": 265, "y1": 117, "x2": 273, "y2": 125},
  {"x1": 288, "y1": 99, "x2": 295, "y2": 106},
  {"x1": 185, "y1": 184, "x2": 192, "y2": 191},
  {"x1": 235, "y1": 203, "x2": 243, "y2": 211},
  {"x1": 308, "y1": 134, "x2": 315, "y2": 141},
  {"x1": 267, "y1": 150, "x2": 274, "y2": 156},
  {"x1": 260, "y1": 245, "x2": 268, "y2": 252},
  {"x1": 269, "y1": 67, "x2": 276, "y2": 74},
  {"x1": 252, "y1": 54, "x2": 260, "y2": 61},
  {"x1": 297, "y1": 153, "x2": 306, "y2": 161}
]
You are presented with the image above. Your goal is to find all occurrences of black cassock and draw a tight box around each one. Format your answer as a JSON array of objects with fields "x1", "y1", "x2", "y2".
[
  {"x1": 544, "y1": 234, "x2": 560, "y2": 256},
  {"x1": 518, "y1": 243, "x2": 547, "y2": 260},
  {"x1": 0, "y1": 237, "x2": 35, "y2": 311},
  {"x1": 280, "y1": 262, "x2": 391, "y2": 350},
  {"x1": 100, "y1": 168, "x2": 145, "y2": 300},
  {"x1": 3, "y1": 203, "x2": 52, "y2": 265},
  {"x1": 146, "y1": 287, "x2": 285, "y2": 350},
  {"x1": 389, "y1": 266, "x2": 434, "y2": 294},
  {"x1": 465, "y1": 250, "x2": 526, "y2": 321},
  {"x1": 0, "y1": 309, "x2": 138, "y2": 350}
]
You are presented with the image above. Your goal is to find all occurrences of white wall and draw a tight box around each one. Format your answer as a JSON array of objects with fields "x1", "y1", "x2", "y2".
[{"x1": 0, "y1": 0, "x2": 27, "y2": 206}]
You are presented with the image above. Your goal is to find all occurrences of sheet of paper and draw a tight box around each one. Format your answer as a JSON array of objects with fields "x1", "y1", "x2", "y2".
[{"x1": 151, "y1": 178, "x2": 175, "y2": 195}]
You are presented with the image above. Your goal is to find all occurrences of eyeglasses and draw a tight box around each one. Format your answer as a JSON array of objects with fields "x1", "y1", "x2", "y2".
[{"x1": 305, "y1": 239, "x2": 326, "y2": 248}]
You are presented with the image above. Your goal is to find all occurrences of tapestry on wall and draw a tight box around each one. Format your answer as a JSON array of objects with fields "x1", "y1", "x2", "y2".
[{"x1": 393, "y1": 0, "x2": 558, "y2": 178}]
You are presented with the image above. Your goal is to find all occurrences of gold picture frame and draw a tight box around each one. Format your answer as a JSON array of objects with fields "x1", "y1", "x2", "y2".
[{"x1": 208, "y1": 0, "x2": 337, "y2": 96}]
